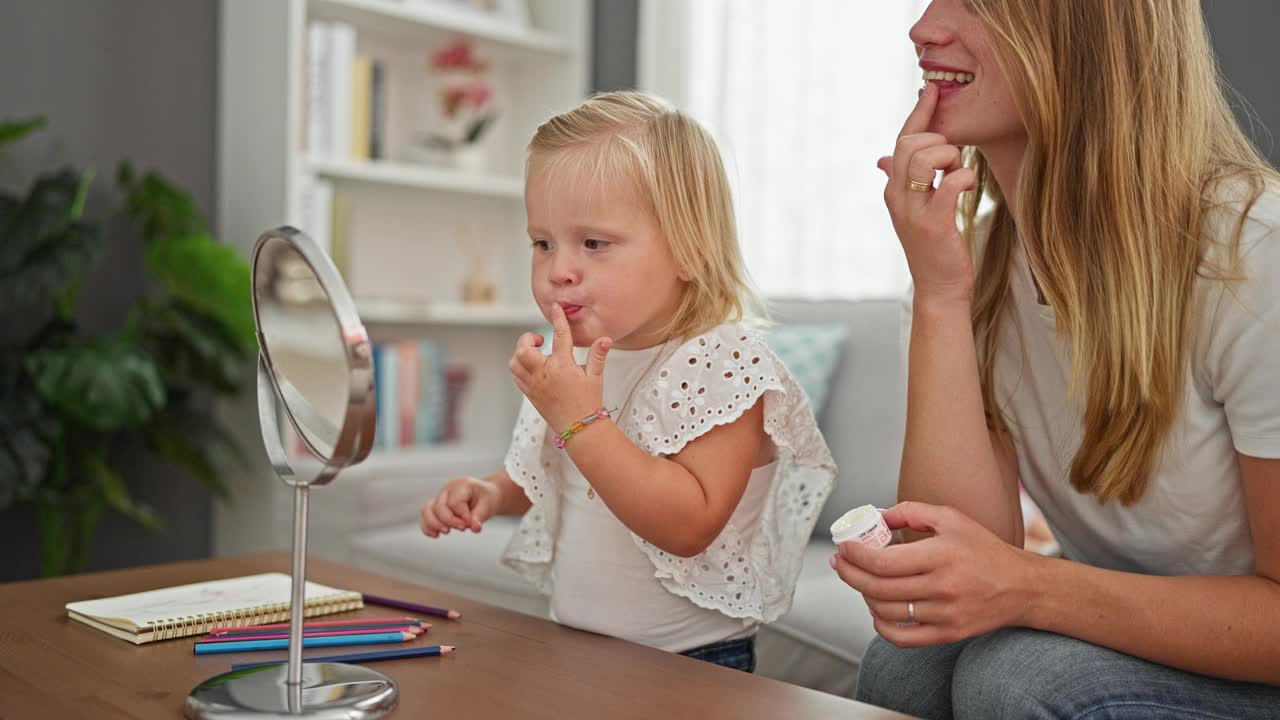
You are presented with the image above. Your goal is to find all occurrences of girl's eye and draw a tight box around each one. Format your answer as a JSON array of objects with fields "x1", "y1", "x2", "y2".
[
  {"x1": 584, "y1": 238, "x2": 609, "y2": 251},
  {"x1": 531, "y1": 239, "x2": 551, "y2": 251}
]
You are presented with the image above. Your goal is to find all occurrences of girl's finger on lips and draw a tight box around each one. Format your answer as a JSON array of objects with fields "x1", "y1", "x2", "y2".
[{"x1": 897, "y1": 81, "x2": 939, "y2": 138}]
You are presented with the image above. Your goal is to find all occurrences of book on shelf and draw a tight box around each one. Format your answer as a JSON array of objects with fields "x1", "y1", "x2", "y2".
[
  {"x1": 369, "y1": 339, "x2": 455, "y2": 452},
  {"x1": 296, "y1": 177, "x2": 334, "y2": 255},
  {"x1": 329, "y1": 189, "x2": 352, "y2": 279},
  {"x1": 306, "y1": 22, "x2": 386, "y2": 162},
  {"x1": 373, "y1": 342, "x2": 398, "y2": 450},
  {"x1": 370, "y1": 60, "x2": 386, "y2": 160},
  {"x1": 350, "y1": 54, "x2": 373, "y2": 162}
]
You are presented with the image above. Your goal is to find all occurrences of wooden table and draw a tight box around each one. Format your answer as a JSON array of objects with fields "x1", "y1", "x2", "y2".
[{"x1": 0, "y1": 552, "x2": 908, "y2": 719}]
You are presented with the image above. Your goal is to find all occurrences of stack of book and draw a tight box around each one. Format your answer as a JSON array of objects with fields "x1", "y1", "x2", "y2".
[
  {"x1": 307, "y1": 20, "x2": 386, "y2": 162},
  {"x1": 371, "y1": 339, "x2": 471, "y2": 450}
]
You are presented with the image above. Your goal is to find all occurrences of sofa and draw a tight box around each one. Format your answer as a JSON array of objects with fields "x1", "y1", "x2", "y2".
[{"x1": 307, "y1": 299, "x2": 907, "y2": 698}]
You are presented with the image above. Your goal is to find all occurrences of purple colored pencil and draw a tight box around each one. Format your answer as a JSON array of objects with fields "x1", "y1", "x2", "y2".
[
  {"x1": 201, "y1": 626, "x2": 424, "y2": 643},
  {"x1": 362, "y1": 593, "x2": 461, "y2": 620},
  {"x1": 211, "y1": 620, "x2": 427, "y2": 638}
]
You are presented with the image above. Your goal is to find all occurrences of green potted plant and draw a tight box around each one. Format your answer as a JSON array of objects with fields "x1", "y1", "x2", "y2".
[{"x1": 0, "y1": 117, "x2": 257, "y2": 576}]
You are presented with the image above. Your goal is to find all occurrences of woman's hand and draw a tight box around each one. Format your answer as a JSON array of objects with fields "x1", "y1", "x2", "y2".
[
  {"x1": 830, "y1": 501, "x2": 1040, "y2": 647},
  {"x1": 420, "y1": 476, "x2": 500, "y2": 537},
  {"x1": 509, "y1": 302, "x2": 612, "y2": 431},
  {"x1": 878, "y1": 83, "x2": 979, "y2": 304}
]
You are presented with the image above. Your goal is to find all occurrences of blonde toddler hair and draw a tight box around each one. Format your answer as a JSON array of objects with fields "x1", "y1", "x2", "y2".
[{"x1": 526, "y1": 90, "x2": 765, "y2": 341}]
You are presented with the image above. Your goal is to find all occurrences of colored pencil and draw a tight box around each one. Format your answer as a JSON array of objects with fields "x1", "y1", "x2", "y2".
[
  {"x1": 231, "y1": 645, "x2": 455, "y2": 670},
  {"x1": 194, "y1": 631, "x2": 415, "y2": 655},
  {"x1": 210, "y1": 620, "x2": 427, "y2": 638},
  {"x1": 362, "y1": 593, "x2": 461, "y2": 620},
  {"x1": 209, "y1": 616, "x2": 427, "y2": 635},
  {"x1": 201, "y1": 626, "x2": 424, "y2": 643}
]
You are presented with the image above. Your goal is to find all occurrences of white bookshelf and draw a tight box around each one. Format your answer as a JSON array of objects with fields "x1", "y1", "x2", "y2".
[
  {"x1": 309, "y1": 0, "x2": 574, "y2": 56},
  {"x1": 310, "y1": 157, "x2": 524, "y2": 198},
  {"x1": 358, "y1": 297, "x2": 545, "y2": 326},
  {"x1": 215, "y1": 0, "x2": 590, "y2": 556}
]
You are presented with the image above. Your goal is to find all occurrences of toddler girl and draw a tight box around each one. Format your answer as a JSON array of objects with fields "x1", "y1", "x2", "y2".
[{"x1": 420, "y1": 91, "x2": 835, "y2": 672}]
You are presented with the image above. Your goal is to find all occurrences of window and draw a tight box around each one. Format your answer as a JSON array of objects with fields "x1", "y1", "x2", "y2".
[{"x1": 640, "y1": 0, "x2": 928, "y2": 300}]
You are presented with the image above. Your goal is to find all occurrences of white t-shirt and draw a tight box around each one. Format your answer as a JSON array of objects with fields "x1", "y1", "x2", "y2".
[
  {"x1": 903, "y1": 187, "x2": 1280, "y2": 576},
  {"x1": 551, "y1": 343, "x2": 772, "y2": 651},
  {"x1": 501, "y1": 324, "x2": 837, "y2": 649}
]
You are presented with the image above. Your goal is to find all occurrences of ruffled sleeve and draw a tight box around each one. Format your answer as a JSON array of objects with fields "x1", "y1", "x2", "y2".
[
  {"x1": 618, "y1": 324, "x2": 837, "y2": 623},
  {"x1": 499, "y1": 397, "x2": 562, "y2": 593}
]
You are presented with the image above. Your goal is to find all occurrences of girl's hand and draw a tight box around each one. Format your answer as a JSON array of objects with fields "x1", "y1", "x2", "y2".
[
  {"x1": 830, "y1": 501, "x2": 1040, "y2": 647},
  {"x1": 878, "y1": 83, "x2": 979, "y2": 305},
  {"x1": 420, "y1": 476, "x2": 500, "y2": 537},
  {"x1": 509, "y1": 303, "x2": 612, "y2": 431}
]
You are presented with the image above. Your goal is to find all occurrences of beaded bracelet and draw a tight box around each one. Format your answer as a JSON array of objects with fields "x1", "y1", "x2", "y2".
[{"x1": 553, "y1": 407, "x2": 614, "y2": 449}]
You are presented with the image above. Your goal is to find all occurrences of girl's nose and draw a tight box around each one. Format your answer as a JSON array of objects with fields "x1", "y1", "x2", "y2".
[
  {"x1": 909, "y1": 1, "x2": 955, "y2": 52},
  {"x1": 549, "y1": 253, "x2": 580, "y2": 286}
]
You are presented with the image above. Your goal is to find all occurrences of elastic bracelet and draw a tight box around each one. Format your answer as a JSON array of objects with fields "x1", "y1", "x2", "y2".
[{"x1": 553, "y1": 407, "x2": 614, "y2": 449}]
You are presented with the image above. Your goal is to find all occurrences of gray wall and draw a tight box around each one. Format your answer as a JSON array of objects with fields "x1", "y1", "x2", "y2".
[
  {"x1": 0, "y1": 0, "x2": 219, "y2": 580},
  {"x1": 591, "y1": 0, "x2": 638, "y2": 92},
  {"x1": 1203, "y1": 0, "x2": 1280, "y2": 168}
]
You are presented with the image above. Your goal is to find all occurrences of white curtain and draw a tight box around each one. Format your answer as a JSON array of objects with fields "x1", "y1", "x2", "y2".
[{"x1": 640, "y1": 0, "x2": 928, "y2": 300}]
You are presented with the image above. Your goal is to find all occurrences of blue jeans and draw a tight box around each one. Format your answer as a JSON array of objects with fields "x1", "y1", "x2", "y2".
[
  {"x1": 857, "y1": 628, "x2": 1280, "y2": 719},
  {"x1": 680, "y1": 636, "x2": 756, "y2": 673}
]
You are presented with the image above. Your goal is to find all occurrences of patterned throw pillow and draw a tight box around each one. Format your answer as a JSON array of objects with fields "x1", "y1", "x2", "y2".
[{"x1": 766, "y1": 324, "x2": 850, "y2": 416}]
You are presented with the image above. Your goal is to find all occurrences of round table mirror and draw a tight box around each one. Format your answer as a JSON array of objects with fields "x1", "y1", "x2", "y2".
[{"x1": 185, "y1": 227, "x2": 396, "y2": 719}]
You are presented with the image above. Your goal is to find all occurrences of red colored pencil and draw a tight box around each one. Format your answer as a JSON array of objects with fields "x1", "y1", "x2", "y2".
[
  {"x1": 209, "y1": 616, "x2": 427, "y2": 635},
  {"x1": 211, "y1": 620, "x2": 428, "y2": 638},
  {"x1": 201, "y1": 626, "x2": 424, "y2": 643}
]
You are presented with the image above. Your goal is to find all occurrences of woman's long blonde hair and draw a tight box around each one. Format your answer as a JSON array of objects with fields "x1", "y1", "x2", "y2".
[
  {"x1": 526, "y1": 91, "x2": 764, "y2": 341},
  {"x1": 965, "y1": 0, "x2": 1278, "y2": 505}
]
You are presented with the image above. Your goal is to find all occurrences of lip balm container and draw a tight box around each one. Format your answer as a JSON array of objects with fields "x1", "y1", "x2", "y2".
[{"x1": 830, "y1": 505, "x2": 892, "y2": 549}]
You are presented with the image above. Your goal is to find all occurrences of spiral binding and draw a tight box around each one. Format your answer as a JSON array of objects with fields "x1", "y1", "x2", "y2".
[{"x1": 142, "y1": 593, "x2": 363, "y2": 640}]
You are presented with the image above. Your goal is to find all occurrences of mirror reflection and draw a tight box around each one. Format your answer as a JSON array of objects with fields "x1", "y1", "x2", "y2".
[{"x1": 253, "y1": 235, "x2": 350, "y2": 461}]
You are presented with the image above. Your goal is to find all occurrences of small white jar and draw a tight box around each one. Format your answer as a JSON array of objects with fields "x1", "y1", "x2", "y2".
[{"x1": 830, "y1": 505, "x2": 892, "y2": 549}]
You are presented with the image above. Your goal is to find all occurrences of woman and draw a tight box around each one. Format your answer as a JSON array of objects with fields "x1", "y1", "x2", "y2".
[{"x1": 834, "y1": 1, "x2": 1280, "y2": 717}]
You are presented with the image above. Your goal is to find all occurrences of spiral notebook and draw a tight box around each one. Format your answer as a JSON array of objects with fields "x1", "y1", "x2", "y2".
[{"x1": 65, "y1": 572, "x2": 364, "y2": 644}]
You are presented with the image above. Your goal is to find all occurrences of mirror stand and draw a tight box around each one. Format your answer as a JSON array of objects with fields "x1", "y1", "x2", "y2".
[{"x1": 184, "y1": 228, "x2": 397, "y2": 719}]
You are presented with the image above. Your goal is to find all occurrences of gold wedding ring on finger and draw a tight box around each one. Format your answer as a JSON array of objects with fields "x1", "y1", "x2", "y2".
[{"x1": 907, "y1": 178, "x2": 934, "y2": 193}]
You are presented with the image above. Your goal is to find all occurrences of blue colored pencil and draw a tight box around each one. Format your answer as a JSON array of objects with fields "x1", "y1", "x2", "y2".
[
  {"x1": 231, "y1": 645, "x2": 455, "y2": 670},
  {"x1": 193, "y1": 631, "x2": 414, "y2": 655}
]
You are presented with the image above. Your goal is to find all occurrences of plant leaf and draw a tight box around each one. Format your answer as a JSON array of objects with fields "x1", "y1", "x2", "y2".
[
  {"x1": 117, "y1": 164, "x2": 206, "y2": 245},
  {"x1": 138, "y1": 299, "x2": 253, "y2": 393},
  {"x1": 0, "y1": 116, "x2": 47, "y2": 148},
  {"x1": 146, "y1": 234, "x2": 256, "y2": 349},
  {"x1": 0, "y1": 220, "x2": 99, "y2": 348},
  {"x1": 0, "y1": 168, "x2": 100, "y2": 348},
  {"x1": 0, "y1": 168, "x2": 94, "y2": 271},
  {"x1": 145, "y1": 417, "x2": 230, "y2": 499},
  {"x1": 25, "y1": 339, "x2": 166, "y2": 432},
  {"x1": 89, "y1": 457, "x2": 163, "y2": 530}
]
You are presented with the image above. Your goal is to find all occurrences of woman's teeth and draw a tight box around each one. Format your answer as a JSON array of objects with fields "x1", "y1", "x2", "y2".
[{"x1": 923, "y1": 70, "x2": 975, "y2": 83}]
